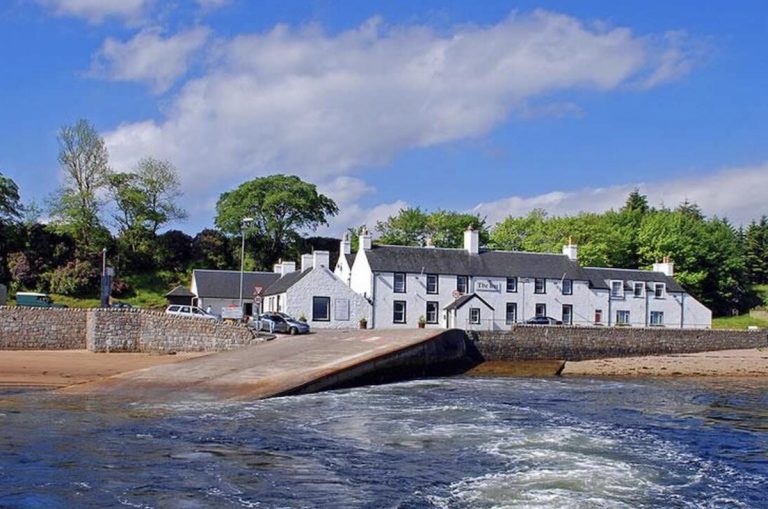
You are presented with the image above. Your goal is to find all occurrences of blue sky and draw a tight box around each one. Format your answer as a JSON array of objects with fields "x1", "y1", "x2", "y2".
[{"x1": 1, "y1": 0, "x2": 767, "y2": 236}]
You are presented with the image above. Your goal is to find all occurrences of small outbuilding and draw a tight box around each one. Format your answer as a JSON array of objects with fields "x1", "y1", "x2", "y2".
[{"x1": 165, "y1": 285, "x2": 195, "y2": 306}]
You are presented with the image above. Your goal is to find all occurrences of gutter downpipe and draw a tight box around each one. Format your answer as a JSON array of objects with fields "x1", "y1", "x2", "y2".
[{"x1": 371, "y1": 271, "x2": 377, "y2": 329}]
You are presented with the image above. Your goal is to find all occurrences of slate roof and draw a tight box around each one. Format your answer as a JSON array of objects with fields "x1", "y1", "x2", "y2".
[
  {"x1": 344, "y1": 253, "x2": 356, "y2": 266},
  {"x1": 165, "y1": 285, "x2": 195, "y2": 298},
  {"x1": 444, "y1": 293, "x2": 494, "y2": 311},
  {"x1": 192, "y1": 269, "x2": 281, "y2": 299},
  {"x1": 363, "y1": 245, "x2": 592, "y2": 281},
  {"x1": 263, "y1": 268, "x2": 312, "y2": 296},
  {"x1": 583, "y1": 267, "x2": 684, "y2": 293}
]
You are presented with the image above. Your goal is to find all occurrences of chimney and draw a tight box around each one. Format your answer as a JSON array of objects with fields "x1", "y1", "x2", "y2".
[
  {"x1": 562, "y1": 237, "x2": 578, "y2": 261},
  {"x1": 653, "y1": 256, "x2": 674, "y2": 277},
  {"x1": 340, "y1": 232, "x2": 352, "y2": 255},
  {"x1": 313, "y1": 250, "x2": 330, "y2": 269},
  {"x1": 282, "y1": 261, "x2": 297, "y2": 274},
  {"x1": 301, "y1": 254, "x2": 314, "y2": 271},
  {"x1": 273, "y1": 259, "x2": 284, "y2": 275},
  {"x1": 359, "y1": 227, "x2": 372, "y2": 251},
  {"x1": 464, "y1": 224, "x2": 479, "y2": 255}
]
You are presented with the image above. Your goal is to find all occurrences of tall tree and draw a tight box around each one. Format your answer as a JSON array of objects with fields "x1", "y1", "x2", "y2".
[
  {"x1": 744, "y1": 216, "x2": 768, "y2": 285},
  {"x1": 49, "y1": 119, "x2": 111, "y2": 254},
  {"x1": 0, "y1": 172, "x2": 22, "y2": 284},
  {"x1": 376, "y1": 207, "x2": 489, "y2": 248},
  {"x1": 215, "y1": 175, "x2": 338, "y2": 269}
]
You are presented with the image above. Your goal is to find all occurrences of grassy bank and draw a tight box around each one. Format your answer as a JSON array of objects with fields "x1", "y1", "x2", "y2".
[{"x1": 712, "y1": 314, "x2": 768, "y2": 330}]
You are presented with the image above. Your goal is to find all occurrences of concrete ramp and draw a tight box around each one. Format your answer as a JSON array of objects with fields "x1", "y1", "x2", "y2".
[{"x1": 63, "y1": 329, "x2": 468, "y2": 402}]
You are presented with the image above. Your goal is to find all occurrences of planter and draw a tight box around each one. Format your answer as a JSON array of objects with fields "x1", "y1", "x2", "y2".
[
  {"x1": 359, "y1": 321, "x2": 367, "y2": 330},
  {"x1": 418, "y1": 322, "x2": 426, "y2": 329}
]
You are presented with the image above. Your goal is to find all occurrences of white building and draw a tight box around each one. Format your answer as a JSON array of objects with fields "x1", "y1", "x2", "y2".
[
  {"x1": 344, "y1": 226, "x2": 711, "y2": 330},
  {"x1": 190, "y1": 269, "x2": 280, "y2": 317},
  {"x1": 263, "y1": 250, "x2": 372, "y2": 328}
]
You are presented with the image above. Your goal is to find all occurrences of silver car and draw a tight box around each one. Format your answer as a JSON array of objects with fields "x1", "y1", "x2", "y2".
[
  {"x1": 165, "y1": 305, "x2": 218, "y2": 320},
  {"x1": 258, "y1": 312, "x2": 310, "y2": 334}
]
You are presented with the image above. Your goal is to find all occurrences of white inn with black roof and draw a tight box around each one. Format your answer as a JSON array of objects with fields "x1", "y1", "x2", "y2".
[{"x1": 342, "y1": 226, "x2": 711, "y2": 330}]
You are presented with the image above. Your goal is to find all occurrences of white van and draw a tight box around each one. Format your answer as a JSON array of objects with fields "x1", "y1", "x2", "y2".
[{"x1": 165, "y1": 305, "x2": 218, "y2": 320}]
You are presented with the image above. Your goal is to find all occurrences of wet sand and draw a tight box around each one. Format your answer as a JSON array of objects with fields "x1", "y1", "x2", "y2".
[
  {"x1": 0, "y1": 350, "x2": 208, "y2": 388},
  {"x1": 562, "y1": 348, "x2": 768, "y2": 377}
]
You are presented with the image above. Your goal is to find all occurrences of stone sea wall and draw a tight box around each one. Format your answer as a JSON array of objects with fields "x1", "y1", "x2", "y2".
[
  {"x1": 467, "y1": 325, "x2": 768, "y2": 362},
  {"x1": 0, "y1": 307, "x2": 87, "y2": 349},
  {"x1": 0, "y1": 307, "x2": 261, "y2": 352}
]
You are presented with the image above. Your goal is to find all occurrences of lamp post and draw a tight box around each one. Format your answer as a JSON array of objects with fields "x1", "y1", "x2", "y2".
[{"x1": 239, "y1": 217, "x2": 254, "y2": 315}]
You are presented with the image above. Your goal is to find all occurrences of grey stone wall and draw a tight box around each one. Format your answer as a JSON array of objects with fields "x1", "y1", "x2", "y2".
[
  {"x1": 0, "y1": 307, "x2": 262, "y2": 352},
  {"x1": 467, "y1": 326, "x2": 768, "y2": 361},
  {"x1": 0, "y1": 306, "x2": 87, "y2": 349}
]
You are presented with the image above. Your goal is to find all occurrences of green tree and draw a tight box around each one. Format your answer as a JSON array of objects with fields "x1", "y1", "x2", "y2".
[
  {"x1": 744, "y1": 217, "x2": 768, "y2": 285},
  {"x1": 215, "y1": 175, "x2": 338, "y2": 268},
  {"x1": 49, "y1": 119, "x2": 111, "y2": 254},
  {"x1": 376, "y1": 207, "x2": 489, "y2": 248},
  {"x1": 0, "y1": 172, "x2": 22, "y2": 284}
]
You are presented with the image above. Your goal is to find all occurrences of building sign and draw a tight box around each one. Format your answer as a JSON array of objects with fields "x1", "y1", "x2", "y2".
[
  {"x1": 334, "y1": 298, "x2": 350, "y2": 321},
  {"x1": 475, "y1": 280, "x2": 501, "y2": 292},
  {"x1": 221, "y1": 304, "x2": 243, "y2": 320}
]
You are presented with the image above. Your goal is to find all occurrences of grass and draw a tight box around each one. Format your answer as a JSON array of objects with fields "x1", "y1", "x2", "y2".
[
  {"x1": 712, "y1": 314, "x2": 768, "y2": 330},
  {"x1": 755, "y1": 284, "x2": 768, "y2": 306},
  {"x1": 6, "y1": 270, "x2": 188, "y2": 310}
]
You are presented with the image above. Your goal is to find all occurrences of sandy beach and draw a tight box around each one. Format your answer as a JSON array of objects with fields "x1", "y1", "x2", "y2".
[
  {"x1": 562, "y1": 348, "x2": 768, "y2": 377},
  {"x1": 0, "y1": 350, "x2": 208, "y2": 388}
]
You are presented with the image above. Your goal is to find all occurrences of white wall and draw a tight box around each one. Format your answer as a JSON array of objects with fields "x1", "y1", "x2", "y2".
[
  {"x1": 350, "y1": 249, "x2": 373, "y2": 298},
  {"x1": 271, "y1": 267, "x2": 371, "y2": 329}
]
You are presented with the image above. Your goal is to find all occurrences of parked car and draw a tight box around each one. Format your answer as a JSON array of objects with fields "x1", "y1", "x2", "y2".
[
  {"x1": 110, "y1": 301, "x2": 134, "y2": 309},
  {"x1": 15, "y1": 292, "x2": 67, "y2": 308},
  {"x1": 165, "y1": 304, "x2": 218, "y2": 320},
  {"x1": 258, "y1": 312, "x2": 310, "y2": 335},
  {"x1": 525, "y1": 316, "x2": 563, "y2": 325}
]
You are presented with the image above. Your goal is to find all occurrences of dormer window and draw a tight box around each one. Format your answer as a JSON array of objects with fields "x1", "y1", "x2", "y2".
[
  {"x1": 633, "y1": 282, "x2": 644, "y2": 298},
  {"x1": 654, "y1": 283, "x2": 665, "y2": 298},
  {"x1": 611, "y1": 281, "x2": 624, "y2": 299}
]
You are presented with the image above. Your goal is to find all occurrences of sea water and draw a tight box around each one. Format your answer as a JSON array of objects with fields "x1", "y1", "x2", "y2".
[{"x1": 0, "y1": 377, "x2": 766, "y2": 508}]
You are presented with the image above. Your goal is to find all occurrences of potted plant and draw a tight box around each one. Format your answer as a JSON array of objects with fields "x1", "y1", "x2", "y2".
[
  {"x1": 418, "y1": 315, "x2": 426, "y2": 328},
  {"x1": 359, "y1": 317, "x2": 368, "y2": 329},
  {"x1": 298, "y1": 313, "x2": 307, "y2": 323}
]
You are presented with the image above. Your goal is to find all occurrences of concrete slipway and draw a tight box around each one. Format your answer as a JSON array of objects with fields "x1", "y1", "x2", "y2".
[{"x1": 63, "y1": 329, "x2": 470, "y2": 402}]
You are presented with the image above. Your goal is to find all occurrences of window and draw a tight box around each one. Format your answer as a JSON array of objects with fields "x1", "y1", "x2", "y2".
[
  {"x1": 312, "y1": 296, "x2": 330, "y2": 321},
  {"x1": 616, "y1": 310, "x2": 630, "y2": 325},
  {"x1": 562, "y1": 304, "x2": 573, "y2": 325},
  {"x1": 534, "y1": 278, "x2": 546, "y2": 294},
  {"x1": 654, "y1": 283, "x2": 665, "y2": 298},
  {"x1": 594, "y1": 309, "x2": 603, "y2": 324},
  {"x1": 426, "y1": 274, "x2": 439, "y2": 294},
  {"x1": 562, "y1": 279, "x2": 573, "y2": 295},
  {"x1": 394, "y1": 272, "x2": 406, "y2": 293},
  {"x1": 456, "y1": 275, "x2": 469, "y2": 294},
  {"x1": 393, "y1": 300, "x2": 407, "y2": 323},
  {"x1": 469, "y1": 307, "x2": 481, "y2": 324},
  {"x1": 611, "y1": 281, "x2": 624, "y2": 299},
  {"x1": 506, "y1": 277, "x2": 517, "y2": 293},
  {"x1": 650, "y1": 311, "x2": 664, "y2": 326},
  {"x1": 535, "y1": 303, "x2": 547, "y2": 318},
  {"x1": 426, "y1": 301, "x2": 439, "y2": 324},
  {"x1": 505, "y1": 303, "x2": 517, "y2": 324}
]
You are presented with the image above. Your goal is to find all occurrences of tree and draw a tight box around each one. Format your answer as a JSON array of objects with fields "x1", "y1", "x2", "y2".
[
  {"x1": 49, "y1": 119, "x2": 111, "y2": 254},
  {"x1": 215, "y1": 175, "x2": 338, "y2": 268},
  {"x1": 0, "y1": 172, "x2": 22, "y2": 284},
  {"x1": 192, "y1": 228, "x2": 235, "y2": 270},
  {"x1": 744, "y1": 217, "x2": 768, "y2": 285},
  {"x1": 376, "y1": 207, "x2": 489, "y2": 248}
]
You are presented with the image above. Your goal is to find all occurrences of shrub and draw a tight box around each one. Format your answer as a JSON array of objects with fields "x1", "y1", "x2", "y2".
[
  {"x1": 47, "y1": 260, "x2": 99, "y2": 296},
  {"x1": 110, "y1": 277, "x2": 134, "y2": 298},
  {"x1": 7, "y1": 251, "x2": 38, "y2": 290}
]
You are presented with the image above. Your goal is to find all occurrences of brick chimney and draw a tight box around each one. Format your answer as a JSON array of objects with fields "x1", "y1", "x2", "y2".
[
  {"x1": 301, "y1": 254, "x2": 314, "y2": 271},
  {"x1": 340, "y1": 232, "x2": 352, "y2": 255},
  {"x1": 562, "y1": 237, "x2": 578, "y2": 261},
  {"x1": 313, "y1": 250, "x2": 330, "y2": 269},
  {"x1": 359, "y1": 227, "x2": 372, "y2": 251},
  {"x1": 653, "y1": 256, "x2": 674, "y2": 277}
]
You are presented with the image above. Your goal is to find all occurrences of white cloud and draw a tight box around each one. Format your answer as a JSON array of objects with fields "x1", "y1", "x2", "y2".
[
  {"x1": 91, "y1": 27, "x2": 210, "y2": 93},
  {"x1": 196, "y1": 0, "x2": 229, "y2": 11},
  {"x1": 104, "y1": 10, "x2": 701, "y2": 192},
  {"x1": 472, "y1": 162, "x2": 768, "y2": 226},
  {"x1": 39, "y1": 0, "x2": 151, "y2": 24}
]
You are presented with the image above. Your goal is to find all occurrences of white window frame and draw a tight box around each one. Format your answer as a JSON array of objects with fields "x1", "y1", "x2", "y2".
[
  {"x1": 506, "y1": 277, "x2": 517, "y2": 293},
  {"x1": 611, "y1": 280, "x2": 624, "y2": 299},
  {"x1": 562, "y1": 304, "x2": 573, "y2": 325},
  {"x1": 394, "y1": 272, "x2": 406, "y2": 293},
  {"x1": 534, "y1": 278, "x2": 546, "y2": 294},
  {"x1": 633, "y1": 282, "x2": 644, "y2": 298},
  {"x1": 426, "y1": 274, "x2": 438, "y2": 294},
  {"x1": 469, "y1": 307, "x2": 481, "y2": 324},
  {"x1": 616, "y1": 310, "x2": 630, "y2": 325},
  {"x1": 426, "y1": 301, "x2": 439, "y2": 324},
  {"x1": 535, "y1": 303, "x2": 547, "y2": 318},
  {"x1": 654, "y1": 283, "x2": 665, "y2": 298},
  {"x1": 562, "y1": 279, "x2": 573, "y2": 295},
  {"x1": 505, "y1": 302, "x2": 517, "y2": 324},
  {"x1": 393, "y1": 300, "x2": 407, "y2": 323},
  {"x1": 650, "y1": 311, "x2": 664, "y2": 326},
  {"x1": 456, "y1": 275, "x2": 468, "y2": 294}
]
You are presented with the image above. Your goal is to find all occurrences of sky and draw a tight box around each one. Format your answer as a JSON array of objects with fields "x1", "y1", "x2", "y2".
[{"x1": 1, "y1": 0, "x2": 767, "y2": 237}]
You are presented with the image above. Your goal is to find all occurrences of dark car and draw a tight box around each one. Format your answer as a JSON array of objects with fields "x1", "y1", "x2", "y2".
[
  {"x1": 258, "y1": 312, "x2": 310, "y2": 335},
  {"x1": 525, "y1": 316, "x2": 563, "y2": 325}
]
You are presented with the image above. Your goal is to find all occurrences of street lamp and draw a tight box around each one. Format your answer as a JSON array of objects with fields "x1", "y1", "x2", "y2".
[{"x1": 239, "y1": 217, "x2": 254, "y2": 314}]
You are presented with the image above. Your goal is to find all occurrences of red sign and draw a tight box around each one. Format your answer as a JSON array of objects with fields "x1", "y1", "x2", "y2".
[{"x1": 253, "y1": 285, "x2": 263, "y2": 297}]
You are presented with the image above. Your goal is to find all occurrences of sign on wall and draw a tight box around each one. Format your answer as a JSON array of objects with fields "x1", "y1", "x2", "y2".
[
  {"x1": 475, "y1": 280, "x2": 501, "y2": 292},
  {"x1": 334, "y1": 298, "x2": 350, "y2": 321},
  {"x1": 221, "y1": 304, "x2": 243, "y2": 320}
]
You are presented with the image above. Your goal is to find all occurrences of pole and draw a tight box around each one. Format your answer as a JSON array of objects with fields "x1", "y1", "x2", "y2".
[
  {"x1": 100, "y1": 248, "x2": 108, "y2": 308},
  {"x1": 239, "y1": 226, "x2": 246, "y2": 312}
]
